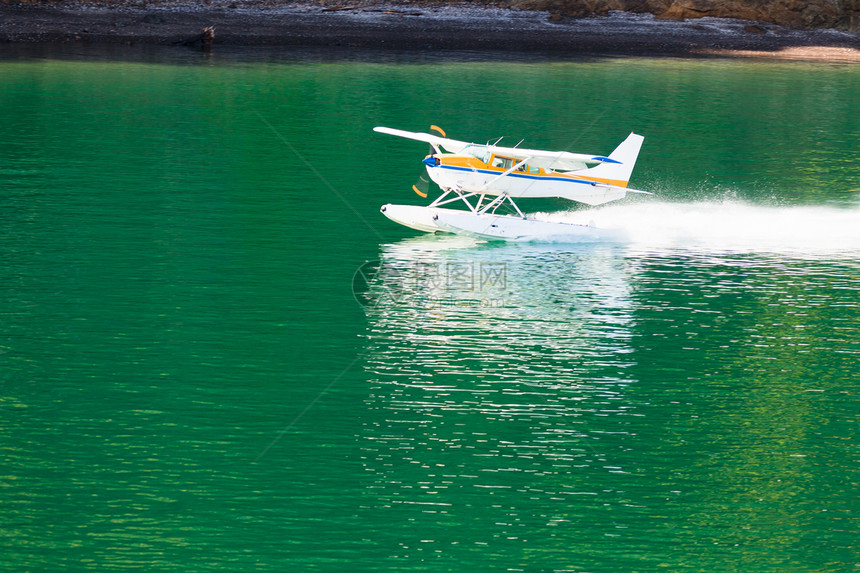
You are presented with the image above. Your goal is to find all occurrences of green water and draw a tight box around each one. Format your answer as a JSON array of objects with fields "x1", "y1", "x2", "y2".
[{"x1": 1, "y1": 48, "x2": 858, "y2": 571}]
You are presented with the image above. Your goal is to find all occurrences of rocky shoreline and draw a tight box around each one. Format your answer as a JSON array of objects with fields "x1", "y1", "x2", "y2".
[{"x1": 1, "y1": 2, "x2": 859, "y2": 60}]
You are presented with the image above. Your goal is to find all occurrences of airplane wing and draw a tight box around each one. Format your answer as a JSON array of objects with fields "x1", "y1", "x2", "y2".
[
  {"x1": 373, "y1": 127, "x2": 471, "y2": 154},
  {"x1": 374, "y1": 126, "x2": 621, "y2": 172}
]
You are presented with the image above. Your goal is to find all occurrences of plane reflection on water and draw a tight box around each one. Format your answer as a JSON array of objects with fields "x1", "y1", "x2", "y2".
[
  {"x1": 362, "y1": 234, "x2": 638, "y2": 389},
  {"x1": 357, "y1": 235, "x2": 642, "y2": 538}
]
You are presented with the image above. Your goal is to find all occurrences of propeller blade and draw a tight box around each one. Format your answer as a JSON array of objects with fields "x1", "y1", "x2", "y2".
[
  {"x1": 411, "y1": 125, "x2": 443, "y2": 199},
  {"x1": 411, "y1": 173, "x2": 430, "y2": 199},
  {"x1": 430, "y1": 125, "x2": 446, "y2": 137}
]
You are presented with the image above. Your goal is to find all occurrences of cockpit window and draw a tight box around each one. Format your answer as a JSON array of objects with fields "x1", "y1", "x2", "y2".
[
  {"x1": 462, "y1": 145, "x2": 491, "y2": 164},
  {"x1": 491, "y1": 156, "x2": 514, "y2": 170}
]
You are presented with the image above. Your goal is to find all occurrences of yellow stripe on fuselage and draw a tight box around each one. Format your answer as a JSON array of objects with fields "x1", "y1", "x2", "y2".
[{"x1": 438, "y1": 155, "x2": 487, "y2": 170}]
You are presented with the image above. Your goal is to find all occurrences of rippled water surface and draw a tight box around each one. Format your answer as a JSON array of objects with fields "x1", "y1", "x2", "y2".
[{"x1": 1, "y1": 48, "x2": 858, "y2": 571}]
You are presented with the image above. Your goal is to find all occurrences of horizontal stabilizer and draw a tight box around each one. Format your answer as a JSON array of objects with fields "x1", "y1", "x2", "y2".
[
  {"x1": 568, "y1": 132, "x2": 644, "y2": 187},
  {"x1": 590, "y1": 155, "x2": 621, "y2": 165}
]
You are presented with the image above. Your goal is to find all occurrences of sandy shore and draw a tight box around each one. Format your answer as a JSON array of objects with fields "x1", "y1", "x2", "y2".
[{"x1": 1, "y1": 2, "x2": 859, "y2": 60}]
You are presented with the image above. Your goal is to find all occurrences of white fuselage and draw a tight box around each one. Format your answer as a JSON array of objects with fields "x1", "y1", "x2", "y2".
[{"x1": 424, "y1": 156, "x2": 627, "y2": 206}]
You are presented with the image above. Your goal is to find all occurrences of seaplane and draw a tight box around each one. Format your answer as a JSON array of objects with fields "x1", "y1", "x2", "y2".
[{"x1": 374, "y1": 125, "x2": 651, "y2": 241}]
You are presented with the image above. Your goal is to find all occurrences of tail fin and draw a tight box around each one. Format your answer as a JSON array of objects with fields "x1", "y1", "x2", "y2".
[{"x1": 571, "y1": 132, "x2": 644, "y2": 188}]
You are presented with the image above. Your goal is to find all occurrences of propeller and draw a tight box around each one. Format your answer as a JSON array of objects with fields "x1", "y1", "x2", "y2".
[
  {"x1": 412, "y1": 175, "x2": 430, "y2": 198},
  {"x1": 411, "y1": 125, "x2": 447, "y2": 199}
]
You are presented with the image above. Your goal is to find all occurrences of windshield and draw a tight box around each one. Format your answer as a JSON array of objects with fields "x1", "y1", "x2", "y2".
[{"x1": 461, "y1": 145, "x2": 491, "y2": 164}]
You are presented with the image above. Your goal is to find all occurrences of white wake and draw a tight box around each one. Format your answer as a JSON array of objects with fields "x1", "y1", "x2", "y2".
[{"x1": 535, "y1": 201, "x2": 860, "y2": 256}]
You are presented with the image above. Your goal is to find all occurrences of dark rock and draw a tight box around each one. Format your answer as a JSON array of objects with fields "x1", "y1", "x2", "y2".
[{"x1": 141, "y1": 13, "x2": 165, "y2": 24}]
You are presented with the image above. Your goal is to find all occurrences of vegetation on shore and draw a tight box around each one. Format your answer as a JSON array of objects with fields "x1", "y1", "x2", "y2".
[
  {"x1": 2, "y1": 0, "x2": 858, "y2": 30},
  {"x1": 512, "y1": 0, "x2": 857, "y2": 31}
]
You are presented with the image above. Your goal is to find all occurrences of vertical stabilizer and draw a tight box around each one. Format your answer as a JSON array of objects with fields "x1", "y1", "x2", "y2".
[{"x1": 571, "y1": 132, "x2": 644, "y2": 187}]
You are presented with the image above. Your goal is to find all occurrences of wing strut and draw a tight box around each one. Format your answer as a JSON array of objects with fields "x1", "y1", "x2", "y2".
[{"x1": 477, "y1": 157, "x2": 533, "y2": 193}]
